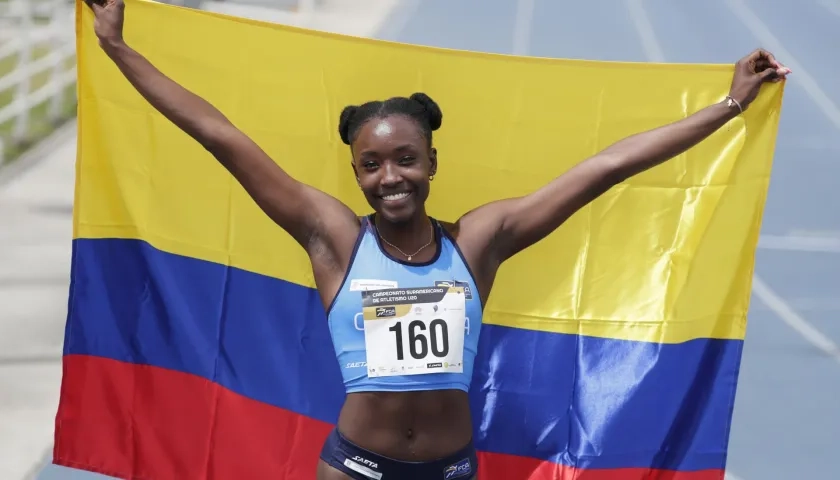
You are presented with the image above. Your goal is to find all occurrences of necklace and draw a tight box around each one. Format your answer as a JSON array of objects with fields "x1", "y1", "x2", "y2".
[{"x1": 375, "y1": 218, "x2": 435, "y2": 261}]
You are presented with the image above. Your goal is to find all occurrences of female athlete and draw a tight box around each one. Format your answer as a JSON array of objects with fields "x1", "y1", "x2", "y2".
[{"x1": 85, "y1": 1, "x2": 789, "y2": 479}]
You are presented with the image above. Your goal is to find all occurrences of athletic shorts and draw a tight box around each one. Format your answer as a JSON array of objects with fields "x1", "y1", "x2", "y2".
[{"x1": 319, "y1": 428, "x2": 478, "y2": 480}]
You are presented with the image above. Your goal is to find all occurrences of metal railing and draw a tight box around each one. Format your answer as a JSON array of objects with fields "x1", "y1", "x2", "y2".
[{"x1": 0, "y1": 0, "x2": 76, "y2": 164}]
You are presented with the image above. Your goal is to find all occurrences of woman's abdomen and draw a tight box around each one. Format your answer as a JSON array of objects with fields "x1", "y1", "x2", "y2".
[{"x1": 336, "y1": 389, "x2": 474, "y2": 461}]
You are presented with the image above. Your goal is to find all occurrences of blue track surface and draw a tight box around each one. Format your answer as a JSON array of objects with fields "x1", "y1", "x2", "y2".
[{"x1": 40, "y1": 1, "x2": 838, "y2": 478}]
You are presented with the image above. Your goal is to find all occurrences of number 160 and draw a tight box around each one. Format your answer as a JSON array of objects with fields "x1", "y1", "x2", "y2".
[{"x1": 388, "y1": 320, "x2": 450, "y2": 361}]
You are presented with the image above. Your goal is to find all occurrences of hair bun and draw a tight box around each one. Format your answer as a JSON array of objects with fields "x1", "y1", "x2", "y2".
[
  {"x1": 409, "y1": 92, "x2": 442, "y2": 131},
  {"x1": 338, "y1": 105, "x2": 358, "y2": 145}
]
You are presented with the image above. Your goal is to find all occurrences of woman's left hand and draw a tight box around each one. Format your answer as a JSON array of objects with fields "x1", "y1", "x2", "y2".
[{"x1": 728, "y1": 48, "x2": 791, "y2": 111}]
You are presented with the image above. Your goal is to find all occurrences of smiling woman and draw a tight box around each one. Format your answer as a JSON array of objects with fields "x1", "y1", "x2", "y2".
[{"x1": 324, "y1": 93, "x2": 483, "y2": 480}]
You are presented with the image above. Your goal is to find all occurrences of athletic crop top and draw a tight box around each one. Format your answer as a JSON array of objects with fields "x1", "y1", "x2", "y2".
[{"x1": 326, "y1": 214, "x2": 483, "y2": 394}]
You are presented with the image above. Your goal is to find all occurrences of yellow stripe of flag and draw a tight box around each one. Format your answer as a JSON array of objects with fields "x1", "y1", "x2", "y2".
[{"x1": 74, "y1": 0, "x2": 784, "y2": 344}]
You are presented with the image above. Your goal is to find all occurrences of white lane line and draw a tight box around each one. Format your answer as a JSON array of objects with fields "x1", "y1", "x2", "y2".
[
  {"x1": 625, "y1": 0, "x2": 665, "y2": 62},
  {"x1": 758, "y1": 234, "x2": 840, "y2": 253},
  {"x1": 375, "y1": 0, "x2": 421, "y2": 40},
  {"x1": 725, "y1": 0, "x2": 840, "y2": 132},
  {"x1": 512, "y1": 0, "x2": 536, "y2": 55},
  {"x1": 816, "y1": 0, "x2": 840, "y2": 18},
  {"x1": 752, "y1": 274, "x2": 840, "y2": 366}
]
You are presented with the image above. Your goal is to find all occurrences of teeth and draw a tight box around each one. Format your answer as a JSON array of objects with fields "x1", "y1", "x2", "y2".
[{"x1": 383, "y1": 192, "x2": 410, "y2": 201}]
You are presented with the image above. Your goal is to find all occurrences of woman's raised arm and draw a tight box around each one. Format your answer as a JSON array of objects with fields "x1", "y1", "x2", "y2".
[{"x1": 84, "y1": 0, "x2": 360, "y2": 251}]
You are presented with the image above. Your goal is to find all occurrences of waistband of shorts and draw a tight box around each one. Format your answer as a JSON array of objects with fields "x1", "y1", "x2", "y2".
[{"x1": 322, "y1": 428, "x2": 477, "y2": 480}]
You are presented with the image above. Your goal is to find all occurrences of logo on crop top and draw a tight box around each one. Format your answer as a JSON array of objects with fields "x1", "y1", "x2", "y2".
[
  {"x1": 434, "y1": 280, "x2": 473, "y2": 300},
  {"x1": 375, "y1": 306, "x2": 396, "y2": 318},
  {"x1": 444, "y1": 457, "x2": 472, "y2": 479}
]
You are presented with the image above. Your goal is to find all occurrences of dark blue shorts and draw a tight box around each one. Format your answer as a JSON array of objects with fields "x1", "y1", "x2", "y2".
[{"x1": 319, "y1": 428, "x2": 478, "y2": 480}]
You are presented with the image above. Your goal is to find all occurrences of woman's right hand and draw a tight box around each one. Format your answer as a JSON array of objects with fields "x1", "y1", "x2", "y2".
[{"x1": 84, "y1": 0, "x2": 125, "y2": 48}]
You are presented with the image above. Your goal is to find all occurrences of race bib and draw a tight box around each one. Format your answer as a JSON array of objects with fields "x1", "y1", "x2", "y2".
[{"x1": 361, "y1": 286, "x2": 466, "y2": 377}]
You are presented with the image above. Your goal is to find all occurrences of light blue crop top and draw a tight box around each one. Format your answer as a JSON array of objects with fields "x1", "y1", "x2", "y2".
[{"x1": 326, "y1": 214, "x2": 483, "y2": 394}]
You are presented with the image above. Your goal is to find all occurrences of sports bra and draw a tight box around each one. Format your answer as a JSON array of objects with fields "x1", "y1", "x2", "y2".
[{"x1": 326, "y1": 214, "x2": 483, "y2": 394}]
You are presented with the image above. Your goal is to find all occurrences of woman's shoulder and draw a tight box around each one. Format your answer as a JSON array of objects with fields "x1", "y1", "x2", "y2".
[{"x1": 434, "y1": 218, "x2": 459, "y2": 238}]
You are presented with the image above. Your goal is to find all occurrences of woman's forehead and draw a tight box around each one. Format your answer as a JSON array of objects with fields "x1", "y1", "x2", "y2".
[{"x1": 355, "y1": 116, "x2": 425, "y2": 151}]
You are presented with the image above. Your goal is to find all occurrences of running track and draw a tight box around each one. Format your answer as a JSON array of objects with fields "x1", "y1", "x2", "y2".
[{"x1": 37, "y1": 0, "x2": 839, "y2": 478}]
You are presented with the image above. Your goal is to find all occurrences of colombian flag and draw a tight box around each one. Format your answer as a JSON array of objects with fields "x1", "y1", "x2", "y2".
[{"x1": 54, "y1": 0, "x2": 785, "y2": 479}]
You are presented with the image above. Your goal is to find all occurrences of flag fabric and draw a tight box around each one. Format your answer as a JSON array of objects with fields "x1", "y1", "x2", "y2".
[{"x1": 54, "y1": 0, "x2": 785, "y2": 479}]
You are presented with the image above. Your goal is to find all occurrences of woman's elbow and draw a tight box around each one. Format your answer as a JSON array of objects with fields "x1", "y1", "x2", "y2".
[
  {"x1": 593, "y1": 152, "x2": 631, "y2": 187},
  {"x1": 195, "y1": 120, "x2": 235, "y2": 154}
]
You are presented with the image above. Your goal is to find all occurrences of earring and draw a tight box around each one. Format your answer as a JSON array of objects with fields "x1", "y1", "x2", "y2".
[{"x1": 429, "y1": 174, "x2": 435, "y2": 181}]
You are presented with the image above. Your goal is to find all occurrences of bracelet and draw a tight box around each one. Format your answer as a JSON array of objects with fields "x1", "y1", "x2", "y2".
[{"x1": 725, "y1": 95, "x2": 743, "y2": 114}]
